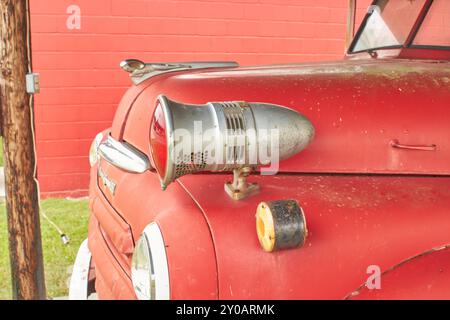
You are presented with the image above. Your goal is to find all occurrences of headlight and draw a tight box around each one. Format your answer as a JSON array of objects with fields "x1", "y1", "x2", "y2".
[
  {"x1": 131, "y1": 223, "x2": 170, "y2": 300},
  {"x1": 89, "y1": 132, "x2": 105, "y2": 167}
]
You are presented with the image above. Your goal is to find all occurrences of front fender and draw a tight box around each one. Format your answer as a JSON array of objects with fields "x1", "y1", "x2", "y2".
[{"x1": 90, "y1": 158, "x2": 218, "y2": 300}]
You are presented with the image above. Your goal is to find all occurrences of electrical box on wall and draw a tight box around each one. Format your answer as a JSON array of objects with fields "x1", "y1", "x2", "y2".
[{"x1": 26, "y1": 73, "x2": 40, "y2": 94}]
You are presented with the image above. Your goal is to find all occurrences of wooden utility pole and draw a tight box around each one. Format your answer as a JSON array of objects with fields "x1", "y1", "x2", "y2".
[{"x1": 0, "y1": 0, "x2": 46, "y2": 300}]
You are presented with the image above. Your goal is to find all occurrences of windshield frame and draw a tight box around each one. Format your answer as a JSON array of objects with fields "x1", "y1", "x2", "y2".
[{"x1": 348, "y1": 0, "x2": 449, "y2": 55}]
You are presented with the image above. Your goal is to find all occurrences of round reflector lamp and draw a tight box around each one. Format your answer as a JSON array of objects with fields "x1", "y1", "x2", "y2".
[{"x1": 256, "y1": 200, "x2": 308, "y2": 253}]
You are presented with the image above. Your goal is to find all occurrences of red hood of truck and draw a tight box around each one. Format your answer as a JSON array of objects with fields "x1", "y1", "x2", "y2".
[
  {"x1": 178, "y1": 173, "x2": 450, "y2": 299},
  {"x1": 117, "y1": 58, "x2": 450, "y2": 176}
]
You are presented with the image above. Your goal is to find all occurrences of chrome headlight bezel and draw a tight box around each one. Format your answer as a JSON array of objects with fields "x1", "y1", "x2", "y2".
[
  {"x1": 131, "y1": 223, "x2": 170, "y2": 300},
  {"x1": 89, "y1": 132, "x2": 106, "y2": 167}
]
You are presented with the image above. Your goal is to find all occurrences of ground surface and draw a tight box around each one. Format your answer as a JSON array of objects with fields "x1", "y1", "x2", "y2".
[{"x1": 0, "y1": 198, "x2": 89, "y2": 300}]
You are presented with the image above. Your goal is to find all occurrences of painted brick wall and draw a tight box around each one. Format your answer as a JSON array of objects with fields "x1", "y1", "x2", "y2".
[{"x1": 30, "y1": 0, "x2": 372, "y2": 197}]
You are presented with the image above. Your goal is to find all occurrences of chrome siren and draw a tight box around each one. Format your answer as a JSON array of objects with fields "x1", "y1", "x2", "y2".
[{"x1": 149, "y1": 95, "x2": 315, "y2": 199}]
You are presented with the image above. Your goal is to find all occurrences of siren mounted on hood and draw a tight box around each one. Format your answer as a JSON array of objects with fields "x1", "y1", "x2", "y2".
[{"x1": 150, "y1": 95, "x2": 315, "y2": 200}]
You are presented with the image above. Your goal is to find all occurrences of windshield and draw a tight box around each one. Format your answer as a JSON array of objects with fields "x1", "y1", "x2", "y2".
[{"x1": 351, "y1": 0, "x2": 426, "y2": 53}]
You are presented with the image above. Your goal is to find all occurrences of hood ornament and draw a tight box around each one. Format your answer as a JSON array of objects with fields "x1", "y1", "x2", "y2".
[
  {"x1": 120, "y1": 59, "x2": 146, "y2": 73},
  {"x1": 119, "y1": 59, "x2": 239, "y2": 85}
]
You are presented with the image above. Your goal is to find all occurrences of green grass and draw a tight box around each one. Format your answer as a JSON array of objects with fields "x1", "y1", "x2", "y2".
[{"x1": 0, "y1": 198, "x2": 89, "y2": 300}]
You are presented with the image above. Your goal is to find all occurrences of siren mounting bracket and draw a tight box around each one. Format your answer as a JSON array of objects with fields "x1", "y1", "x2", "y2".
[{"x1": 224, "y1": 167, "x2": 260, "y2": 201}]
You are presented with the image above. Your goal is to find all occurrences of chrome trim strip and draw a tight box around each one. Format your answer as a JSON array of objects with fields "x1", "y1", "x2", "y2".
[
  {"x1": 126, "y1": 61, "x2": 239, "y2": 85},
  {"x1": 98, "y1": 136, "x2": 151, "y2": 173}
]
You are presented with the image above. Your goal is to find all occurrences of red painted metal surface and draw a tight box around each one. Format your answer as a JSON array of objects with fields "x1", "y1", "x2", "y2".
[
  {"x1": 90, "y1": 161, "x2": 218, "y2": 300},
  {"x1": 120, "y1": 59, "x2": 450, "y2": 176},
  {"x1": 92, "y1": 58, "x2": 450, "y2": 299},
  {"x1": 94, "y1": 60, "x2": 450, "y2": 299},
  {"x1": 88, "y1": 166, "x2": 450, "y2": 299},
  {"x1": 178, "y1": 174, "x2": 450, "y2": 299},
  {"x1": 87, "y1": 2, "x2": 450, "y2": 299},
  {"x1": 349, "y1": 246, "x2": 450, "y2": 300}
]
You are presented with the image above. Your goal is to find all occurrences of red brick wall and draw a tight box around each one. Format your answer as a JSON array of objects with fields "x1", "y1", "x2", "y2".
[
  {"x1": 30, "y1": 0, "x2": 372, "y2": 197},
  {"x1": 414, "y1": 0, "x2": 450, "y2": 46}
]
